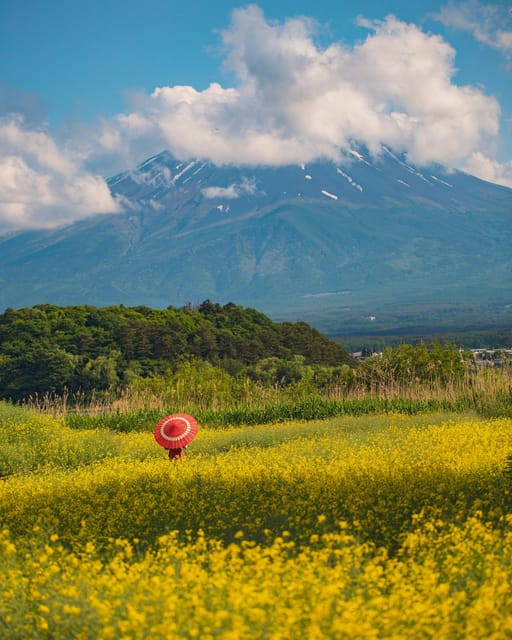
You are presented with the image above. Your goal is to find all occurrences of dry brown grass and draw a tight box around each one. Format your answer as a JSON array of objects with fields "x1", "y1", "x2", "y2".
[{"x1": 19, "y1": 364, "x2": 512, "y2": 418}]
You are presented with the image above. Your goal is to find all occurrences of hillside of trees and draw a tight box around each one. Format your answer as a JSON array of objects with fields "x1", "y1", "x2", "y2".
[{"x1": 0, "y1": 301, "x2": 356, "y2": 401}]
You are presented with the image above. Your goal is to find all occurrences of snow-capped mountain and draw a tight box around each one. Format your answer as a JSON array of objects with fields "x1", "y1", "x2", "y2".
[
  {"x1": 107, "y1": 146, "x2": 511, "y2": 222},
  {"x1": 0, "y1": 147, "x2": 511, "y2": 334}
]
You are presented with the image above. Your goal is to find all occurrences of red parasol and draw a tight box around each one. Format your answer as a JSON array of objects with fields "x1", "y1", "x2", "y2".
[{"x1": 154, "y1": 413, "x2": 199, "y2": 449}]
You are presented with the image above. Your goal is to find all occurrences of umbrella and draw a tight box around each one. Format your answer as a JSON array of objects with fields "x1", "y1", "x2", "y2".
[{"x1": 154, "y1": 413, "x2": 199, "y2": 449}]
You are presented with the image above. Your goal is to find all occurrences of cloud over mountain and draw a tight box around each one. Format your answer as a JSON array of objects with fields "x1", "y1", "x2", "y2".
[
  {"x1": 105, "y1": 6, "x2": 501, "y2": 170},
  {"x1": 0, "y1": 115, "x2": 121, "y2": 231},
  {"x1": 0, "y1": 4, "x2": 511, "y2": 232}
]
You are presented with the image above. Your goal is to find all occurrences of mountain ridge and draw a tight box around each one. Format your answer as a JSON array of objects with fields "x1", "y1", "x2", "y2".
[
  {"x1": 1, "y1": 146, "x2": 511, "y2": 335},
  {"x1": 107, "y1": 146, "x2": 512, "y2": 216}
]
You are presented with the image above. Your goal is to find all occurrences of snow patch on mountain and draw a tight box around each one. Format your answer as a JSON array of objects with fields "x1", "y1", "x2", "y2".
[
  {"x1": 347, "y1": 148, "x2": 373, "y2": 167},
  {"x1": 173, "y1": 162, "x2": 197, "y2": 183},
  {"x1": 406, "y1": 167, "x2": 432, "y2": 184},
  {"x1": 430, "y1": 175, "x2": 453, "y2": 188},
  {"x1": 336, "y1": 168, "x2": 363, "y2": 192},
  {"x1": 383, "y1": 147, "x2": 433, "y2": 185},
  {"x1": 348, "y1": 149, "x2": 363, "y2": 160}
]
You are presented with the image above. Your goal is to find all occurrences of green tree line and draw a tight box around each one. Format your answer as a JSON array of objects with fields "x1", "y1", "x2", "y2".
[
  {"x1": 341, "y1": 327, "x2": 512, "y2": 353},
  {"x1": 0, "y1": 301, "x2": 355, "y2": 401}
]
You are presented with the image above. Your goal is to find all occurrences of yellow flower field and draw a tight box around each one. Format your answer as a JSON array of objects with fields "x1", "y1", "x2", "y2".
[{"x1": 1, "y1": 404, "x2": 511, "y2": 638}]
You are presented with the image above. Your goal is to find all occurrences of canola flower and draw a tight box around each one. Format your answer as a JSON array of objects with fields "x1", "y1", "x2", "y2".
[
  {"x1": 1, "y1": 516, "x2": 512, "y2": 639},
  {"x1": 1, "y1": 409, "x2": 512, "y2": 638},
  {"x1": 0, "y1": 403, "x2": 159, "y2": 477},
  {"x1": 1, "y1": 415, "x2": 510, "y2": 548}
]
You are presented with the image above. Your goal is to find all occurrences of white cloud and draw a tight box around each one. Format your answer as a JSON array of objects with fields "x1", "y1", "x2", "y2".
[
  {"x1": 463, "y1": 151, "x2": 512, "y2": 188},
  {"x1": 0, "y1": 116, "x2": 121, "y2": 232},
  {"x1": 201, "y1": 177, "x2": 258, "y2": 199},
  {"x1": 98, "y1": 6, "x2": 502, "y2": 172},
  {"x1": 435, "y1": 1, "x2": 512, "y2": 62},
  {"x1": 201, "y1": 185, "x2": 240, "y2": 199},
  {"x1": 2, "y1": 5, "x2": 511, "y2": 233}
]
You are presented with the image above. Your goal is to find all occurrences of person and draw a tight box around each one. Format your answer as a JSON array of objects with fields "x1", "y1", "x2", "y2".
[
  {"x1": 154, "y1": 414, "x2": 197, "y2": 460},
  {"x1": 167, "y1": 447, "x2": 186, "y2": 461}
]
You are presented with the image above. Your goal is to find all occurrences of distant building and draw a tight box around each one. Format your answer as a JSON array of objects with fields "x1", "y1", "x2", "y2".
[{"x1": 470, "y1": 348, "x2": 512, "y2": 367}]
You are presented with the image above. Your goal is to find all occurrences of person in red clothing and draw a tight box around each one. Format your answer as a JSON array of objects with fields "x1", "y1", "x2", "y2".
[
  {"x1": 154, "y1": 414, "x2": 198, "y2": 462},
  {"x1": 167, "y1": 447, "x2": 186, "y2": 460}
]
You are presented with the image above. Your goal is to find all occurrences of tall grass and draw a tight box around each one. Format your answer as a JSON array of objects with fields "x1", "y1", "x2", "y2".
[
  {"x1": 18, "y1": 364, "x2": 512, "y2": 431},
  {"x1": 60, "y1": 397, "x2": 467, "y2": 432}
]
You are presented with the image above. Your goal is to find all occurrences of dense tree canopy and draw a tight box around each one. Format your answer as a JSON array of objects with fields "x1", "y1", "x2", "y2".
[{"x1": 0, "y1": 302, "x2": 355, "y2": 401}]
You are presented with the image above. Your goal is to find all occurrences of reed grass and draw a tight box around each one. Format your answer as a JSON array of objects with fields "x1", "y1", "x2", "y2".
[{"x1": 18, "y1": 364, "x2": 512, "y2": 430}]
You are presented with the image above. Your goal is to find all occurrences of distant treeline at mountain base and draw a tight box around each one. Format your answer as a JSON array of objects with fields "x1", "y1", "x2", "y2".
[{"x1": 339, "y1": 326, "x2": 512, "y2": 352}]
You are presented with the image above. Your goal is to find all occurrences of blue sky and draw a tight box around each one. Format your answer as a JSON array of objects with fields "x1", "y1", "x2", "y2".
[{"x1": 0, "y1": 0, "x2": 511, "y2": 231}]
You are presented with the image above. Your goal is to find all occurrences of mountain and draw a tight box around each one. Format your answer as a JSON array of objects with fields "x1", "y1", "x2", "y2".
[{"x1": 0, "y1": 147, "x2": 511, "y2": 335}]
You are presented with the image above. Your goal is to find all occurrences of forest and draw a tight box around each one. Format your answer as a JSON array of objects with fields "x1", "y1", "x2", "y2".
[{"x1": 0, "y1": 301, "x2": 355, "y2": 401}]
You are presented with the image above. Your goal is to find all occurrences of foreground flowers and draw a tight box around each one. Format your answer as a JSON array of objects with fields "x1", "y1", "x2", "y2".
[
  {"x1": 1, "y1": 408, "x2": 511, "y2": 638},
  {"x1": 2, "y1": 515, "x2": 512, "y2": 639}
]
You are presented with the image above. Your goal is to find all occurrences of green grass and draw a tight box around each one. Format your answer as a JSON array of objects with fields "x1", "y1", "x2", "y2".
[{"x1": 62, "y1": 396, "x2": 471, "y2": 432}]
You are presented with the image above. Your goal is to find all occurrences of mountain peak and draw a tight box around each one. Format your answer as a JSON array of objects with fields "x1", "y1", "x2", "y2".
[
  {"x1": 107, "y1": 146, "x2": 512, "y2": 216},
  {"x1": 1, "y1": 146, "x2": 511, "y2": 335}
]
